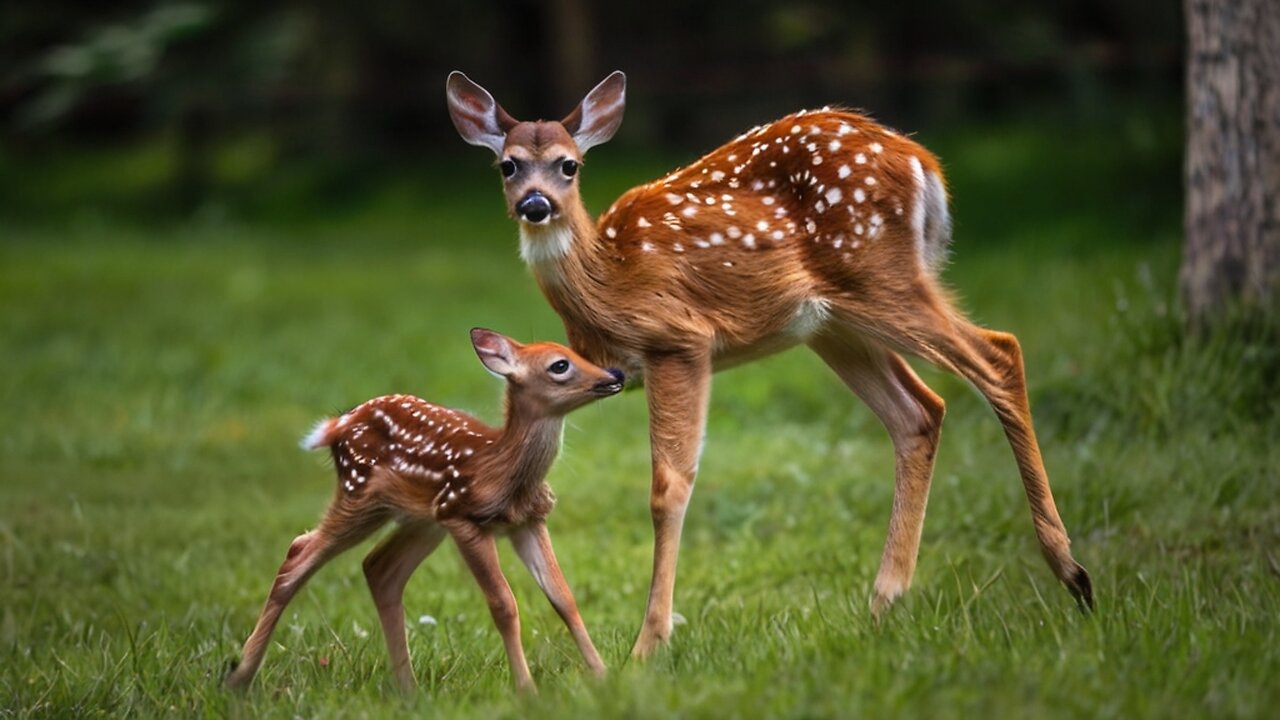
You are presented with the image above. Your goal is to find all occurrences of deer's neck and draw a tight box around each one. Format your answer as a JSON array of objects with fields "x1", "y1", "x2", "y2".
[
  {"x1": 518, "y1": 202, "x2": 623, "y2": 365},
  {"x1": 520, "y1": 201, "x2": 606, "y2": 287}
]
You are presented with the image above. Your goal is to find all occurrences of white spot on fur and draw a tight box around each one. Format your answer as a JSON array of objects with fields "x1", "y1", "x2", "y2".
[
  {"x1": 637, "y1": 217, "x2": 651, "y2": 228},
  {"x1": 838, "y1": 165, "x2": 851, "y2": 179},
  {"x1": 825, "y1": 187, "x2": 843, "y2": 205}
]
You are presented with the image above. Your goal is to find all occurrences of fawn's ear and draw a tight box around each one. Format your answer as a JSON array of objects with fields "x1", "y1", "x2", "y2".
[
  {"x1": 561, "y1": 71, "x2": 626, "y2": 153},
  {"x1": 447, "y1": 72, "x2": 518, "y2": 156},
  {"x1": 471, "y1": 328, "x2": 519, "y2": 378}
]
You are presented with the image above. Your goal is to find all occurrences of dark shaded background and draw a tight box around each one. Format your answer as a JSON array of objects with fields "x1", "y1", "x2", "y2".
[{"x1": 1, "y1": 0, "x2": 1182, "y2": 219}]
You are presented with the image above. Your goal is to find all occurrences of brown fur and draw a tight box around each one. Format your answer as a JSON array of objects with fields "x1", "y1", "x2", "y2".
[
  {"x1": 448, "y1": 72, "x2": 1094, "y2": 658},
  {"x1": 225, "y1": 330, "x2": 618, "y2": 692}
]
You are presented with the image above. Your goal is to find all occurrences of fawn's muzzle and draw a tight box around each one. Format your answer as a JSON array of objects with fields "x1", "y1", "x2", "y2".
[
  {"x1": 593, "y1": 368, "x2": 625, "y2": 396},
  {"x1": 516, "y1": 192, "x2": 554, "y2": 224}
]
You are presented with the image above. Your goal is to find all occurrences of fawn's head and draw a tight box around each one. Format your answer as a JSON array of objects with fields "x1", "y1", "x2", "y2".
[
  {"x1": 470, "y1": 328, "x2": 624, "y2": 415},
  {"x1": 447, "y1": 71, "x2": 626, "y2": 228}
]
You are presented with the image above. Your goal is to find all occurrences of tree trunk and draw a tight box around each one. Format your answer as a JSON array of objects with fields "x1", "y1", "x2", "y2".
[{"x1": 1182, "y1": 0, "x2": 1280, "y2": 322}]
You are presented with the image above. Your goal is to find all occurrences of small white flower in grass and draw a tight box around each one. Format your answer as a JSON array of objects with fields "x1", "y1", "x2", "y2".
[
  {"x1": 352, "y1": 620, "x2": 370, "y2": 639},
  {"x1": 418, "y1": 614, "x2": 438, "y2": 626},
  {"x1": 671, "y1": 611, "x2": 688, "y2": 626}
]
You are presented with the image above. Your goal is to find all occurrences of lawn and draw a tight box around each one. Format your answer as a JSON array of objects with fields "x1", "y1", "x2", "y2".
[{"x1": 2, "y1": 110, "x2": 1278, "y2": 718}]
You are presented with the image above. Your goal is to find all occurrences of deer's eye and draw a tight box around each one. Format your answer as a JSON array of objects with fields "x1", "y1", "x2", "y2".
[
  {"x1": 560, "y1": 159, "x2": 579, "y2": 177},
  {"x1": 500, "y1": 159, "x2": 517, "y2": 178},
  {"x1": 548, "y1": 359, "x2": 571, "y2": 375}
]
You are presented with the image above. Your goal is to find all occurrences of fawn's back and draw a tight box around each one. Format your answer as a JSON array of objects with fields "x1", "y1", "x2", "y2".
[{"x1": 304, "y1": 395, "x2": 505, "y2": 520}]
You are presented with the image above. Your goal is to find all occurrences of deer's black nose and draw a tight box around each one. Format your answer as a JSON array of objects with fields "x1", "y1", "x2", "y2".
[
  {"x1": 516, "y1": 192, "x2": 553, "y2": 224},
  {"x1": 608, "y1": 368, "x2": 625, "y2": 384}
]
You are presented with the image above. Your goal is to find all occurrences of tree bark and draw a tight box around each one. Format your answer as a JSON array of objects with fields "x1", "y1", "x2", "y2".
[{"x1": 1182, "y1": 0, "x2": 1280, "y2": 322}]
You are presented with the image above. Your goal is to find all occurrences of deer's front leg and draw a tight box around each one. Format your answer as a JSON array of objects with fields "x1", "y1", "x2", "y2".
[
  {"x1": 511, "y1": 522, "x2": 606, "y2": 676},
  {"x1": 449, "y1": 522, "x2": 534, "y2": 691},
  {"x1": 632, "y1": 350, "x2": 712, "y2": 659}
]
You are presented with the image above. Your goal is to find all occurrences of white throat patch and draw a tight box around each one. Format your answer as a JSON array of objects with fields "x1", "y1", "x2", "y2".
[{"x1": 519, "y1": 223, "x2": 574, "y2": 266}]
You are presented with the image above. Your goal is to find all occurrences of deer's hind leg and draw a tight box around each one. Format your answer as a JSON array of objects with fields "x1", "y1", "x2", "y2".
[
  {"x1": 809, "y1": 329, "x2": 946, "y2": 616},
  {"x1": 828, "y1": 279, "x2": 1093, "y2": 610}
]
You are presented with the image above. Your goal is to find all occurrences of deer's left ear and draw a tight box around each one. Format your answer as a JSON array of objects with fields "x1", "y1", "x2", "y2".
[
  {"x1": 471, "y1": 328, "x2": 519, "y2": 378},
  {"x1": 562, "y1": 71, "x2": 626, "y2": 153}
]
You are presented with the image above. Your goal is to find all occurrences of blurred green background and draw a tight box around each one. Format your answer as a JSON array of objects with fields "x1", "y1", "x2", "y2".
[
  {"x1": 4, "y1": 3, "x2": 1278, "y2": 719},
  {"x1": 1, "y1": 0, "x2": 1182, "y2": 221}
]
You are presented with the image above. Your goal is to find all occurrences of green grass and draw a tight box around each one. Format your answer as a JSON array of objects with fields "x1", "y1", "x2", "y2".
[{"x1": 3, "y1": 114, "x2": 1279, "y2": 719}]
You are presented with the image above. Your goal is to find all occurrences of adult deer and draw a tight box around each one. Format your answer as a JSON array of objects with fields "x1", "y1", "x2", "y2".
[
  {"x1": 225, "y1": 330, "x2": 622, "y2": 692},
  {"x1": 447, "y1": 71, "x2": 1093, "y2": 657}
]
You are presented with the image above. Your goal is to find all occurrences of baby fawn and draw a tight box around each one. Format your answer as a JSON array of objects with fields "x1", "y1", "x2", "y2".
[{"x1": 225, "y1": 329, "x2": 624, "y2": 692}]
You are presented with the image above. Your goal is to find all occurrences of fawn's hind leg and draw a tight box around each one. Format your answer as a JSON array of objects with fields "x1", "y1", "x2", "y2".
[
  {"x1": 226, "y1": 505, "x2": 386, "y2": 689},
  {"x1": 362, "y1": 521, "x2": 447, "y2": 692}
]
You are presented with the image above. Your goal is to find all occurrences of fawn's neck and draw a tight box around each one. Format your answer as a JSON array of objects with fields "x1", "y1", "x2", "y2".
[{"x1": 487, "y1": 394, "x2": 565, "y2": 490}]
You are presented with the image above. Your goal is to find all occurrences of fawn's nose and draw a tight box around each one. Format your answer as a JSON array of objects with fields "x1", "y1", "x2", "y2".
[
  {"x1": 516, "y1": 192, "x2": 554, "y2": 224},
  {"x1": 593, "y1": 368, "x2": 625, "y2": 396}
]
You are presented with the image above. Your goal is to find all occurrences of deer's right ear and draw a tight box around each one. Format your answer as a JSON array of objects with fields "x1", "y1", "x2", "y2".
[
  {"x1": 562, "y1": 71, "x2": 626, "y2": 153},
  {"x1": 447, "y1": 72, "x2": 517, "y2": 156},
  {"x1": 471, "y1": 328, "x2": 519, "y2": 378}
]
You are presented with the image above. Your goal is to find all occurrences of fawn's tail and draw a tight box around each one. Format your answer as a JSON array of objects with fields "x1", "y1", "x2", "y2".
[{"x1": 300, "y1": 417, "x2": 339, "y2": 450}]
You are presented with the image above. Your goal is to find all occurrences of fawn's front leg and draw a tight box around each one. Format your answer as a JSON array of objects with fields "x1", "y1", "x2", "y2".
[
  {"x1": 448, "y1": 521, "x2": 534, "y2": 691},
  {"x1": 511, "y1": 522, "x2": 606, "y2": 676}
]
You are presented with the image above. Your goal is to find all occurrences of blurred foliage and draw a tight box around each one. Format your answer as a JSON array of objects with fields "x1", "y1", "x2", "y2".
[
  {"x1": 19, "y1": 3, "x2": 215, "y2": 127},
  {"x1": 0, "y1": 0, "x2": 1182, "y2": 219}
]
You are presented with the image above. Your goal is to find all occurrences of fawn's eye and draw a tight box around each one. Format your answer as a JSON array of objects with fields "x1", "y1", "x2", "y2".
[
  {"x1": 548, "y1": 359, "x2": 571, "y2": 375},
  {"x1": 500, "y1": 159, "x2": 517, "y2": 178},
  {"x1": 560, "y1": 159, "x2": 578, "y2": 177}
]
